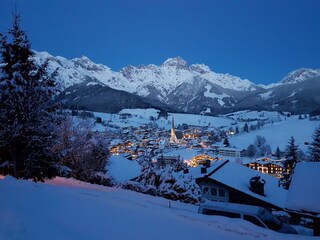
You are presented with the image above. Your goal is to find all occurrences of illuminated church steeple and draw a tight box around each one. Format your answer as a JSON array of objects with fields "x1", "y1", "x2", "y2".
[{"x1": 170, "y1": 114, "x2": 178, "y2": 143}]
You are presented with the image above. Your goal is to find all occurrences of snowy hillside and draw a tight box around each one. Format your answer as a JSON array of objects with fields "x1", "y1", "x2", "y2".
[
  {"x1": 0, "y1": 176, "x2": 310, "y2": 240},
  {"x1": 94, "y1": 109, "x2": 234, "y2": 130},
  {"x1": 228, "y1": 115, "x2": 319, "y2": 152}
]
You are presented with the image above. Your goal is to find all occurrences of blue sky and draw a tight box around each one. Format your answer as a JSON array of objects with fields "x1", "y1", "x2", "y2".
[{"x1": 1, "y1": 0, "x2": 319, "y2": 85}]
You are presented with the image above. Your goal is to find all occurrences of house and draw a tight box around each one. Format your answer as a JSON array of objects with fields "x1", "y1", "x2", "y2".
[
  {"x1": 243, "y1": 159, "x2": 284, "y2": 178},
  {"x1": 285, "y1": 162, "x2": 320, "y2": 236},
  {"x1": 193, "y1": 160, "x2": 288, "y2": 210},
  {"x1": 187, "y1": 154, "x2": 217, "y2": 167},
  {"x1": 219, "y1": 147, "x2": 246, "y2": 158},
  {"x1": 119, "y1": 113, "x2": 132, "y2": 119},
  {"x1": 154, "y1": 154, "x2": 181, "y2": 167}
]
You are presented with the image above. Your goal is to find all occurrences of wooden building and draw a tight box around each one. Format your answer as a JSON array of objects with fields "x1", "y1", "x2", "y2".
[{"x1": 244, "y1": 159, "x2": 284, "y2": 178}]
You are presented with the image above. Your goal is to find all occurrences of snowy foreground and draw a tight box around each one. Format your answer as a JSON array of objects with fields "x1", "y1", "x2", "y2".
[{"x1": 0, "y1": 176, "x2": 314, "y2": 240}]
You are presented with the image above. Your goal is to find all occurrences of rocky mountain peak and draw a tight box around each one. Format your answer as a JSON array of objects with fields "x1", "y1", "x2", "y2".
[
  {"x1": 280, "y1": 68, "x2": 320, "y2": 84},
  {"x1": 162, "y1": 57, "x2": 188, "y2": 69},
  {"x1": 189, "y1": 64, "x2": 211, "y2": 74},
  {"x1": 71, "y1": 55, "x2": 107, "y2": 72}
]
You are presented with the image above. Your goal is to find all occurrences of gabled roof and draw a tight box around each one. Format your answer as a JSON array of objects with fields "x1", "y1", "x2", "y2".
[
  {"x1": 175, "y1": 130, "x2": 183, "y2": 140},
  {"x1": 163, "y1": 148, "x2": 200, "y2": 160},
  {"x1": 286, "y1": 162, "x2": 320, "y2": 214},
  {"x1": 192, "y1": 160, "x2": 288, "y2": 209}
]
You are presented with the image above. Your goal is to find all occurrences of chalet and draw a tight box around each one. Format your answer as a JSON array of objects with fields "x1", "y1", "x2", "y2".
[
  {"x1": 188, "y1": 154, "x2": 216, "y2": 167},
  {"x1": 285, "y1": 162, "x2": 320, "y2": 236},
  {"x1": 219, "y1": 147, "x2": 246, "y2": 158},
  {"x1": 193, "y1": 160, "x2": 288, "y2": 210},
  {"x1": 243, "y1": 159, "x2": 284, "y2": 178}
]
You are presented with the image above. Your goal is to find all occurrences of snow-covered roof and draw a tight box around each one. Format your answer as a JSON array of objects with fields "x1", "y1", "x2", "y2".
[
  {"x1": 286, "y1": 162, "x2": 320, "y2": 214},
  {"x1": 162, "y1": 148, "x2": 201, "y2": 161},
  {"x1": 219, "y1": 147, "x2": 244, "y2": 151},
  {"x1": 191, "y1": 160, "x2": 288, "y2": 209},
  {"x1": 107, "y1": 155, "x2": 141, "y2": 183},
  {"x1": 242, "y1": 159, "x2": 284, "y2": 167}
]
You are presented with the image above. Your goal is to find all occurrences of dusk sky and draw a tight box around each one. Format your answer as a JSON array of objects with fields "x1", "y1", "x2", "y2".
[{"x1": 1, "y1": 0, "x2": 319, "y2": 85}]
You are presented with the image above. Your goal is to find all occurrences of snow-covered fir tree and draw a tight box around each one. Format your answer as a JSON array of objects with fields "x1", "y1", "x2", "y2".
[
  {"x1": 308, "y1": 126, "x2": 320, "y2": 162},
  {"x1": 0, "y1": 13, "x2": 59, "y2": 181},
  {"x1": 223, "y1": 137, "x2": 230, "y2": 147},
  {"x1": 281, "y1": 136, "x2": 298, "y2": 190},
  {"x1": 275, "y1": 146, "x2": 282, "y2": 159}
]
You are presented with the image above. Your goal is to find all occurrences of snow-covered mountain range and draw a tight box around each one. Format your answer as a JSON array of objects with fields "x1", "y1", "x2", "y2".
[
  {"x1": 33, "y1": 51, "x2": 320, "y2": 114},
  {"x1": 34, "y1": 52, "x2": 257, "y2": 97}
]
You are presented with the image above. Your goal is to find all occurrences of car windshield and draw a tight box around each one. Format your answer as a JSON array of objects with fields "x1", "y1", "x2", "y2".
[{"x1": 258, "y1": 209, "x2": 281, "y2": 230}]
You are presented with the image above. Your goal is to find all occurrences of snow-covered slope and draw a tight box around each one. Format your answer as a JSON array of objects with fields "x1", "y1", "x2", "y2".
[
  {"x1": 228, "y1": 115, "x2": 319, "y2": 152},
  {"x1": 0, "y1": 176, "x2": 310, "y2": 240}
]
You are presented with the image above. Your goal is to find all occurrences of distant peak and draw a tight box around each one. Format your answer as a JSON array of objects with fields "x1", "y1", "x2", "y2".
[
  {"x1": 280, "y1": 68, "x2": 320, "y2": 84},
  {"x1": 162, "y1": 57, "x2": 188, "y2": 68},
  {"x1": 75, "y1": 55, "x2": 93, "y2": 63},
  {"x1": 71, "y1": 55, "x2": 107, "y2": 72},
  {"x1": 32, "y1": 50, "x2": 52, "y2": 58}
]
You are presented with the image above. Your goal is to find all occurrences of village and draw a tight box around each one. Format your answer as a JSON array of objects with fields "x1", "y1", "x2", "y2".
[
  {"x1": 98, "y1": 110, "x2": 320, "y2": 236},
  {"x1": 107, "y1": 113, "x2": 285, "y2": 178}
]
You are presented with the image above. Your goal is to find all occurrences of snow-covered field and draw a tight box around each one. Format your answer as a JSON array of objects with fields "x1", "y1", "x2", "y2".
[
  {"x1": 229, "y1": 116, "x2": 319, "y2": 152},
  {"x1": 0, "y1": 176, "x2": 312, "y2": 240},
  {"x1": 93, "y1": 108, "x2": 234, "y2": 130},
  {"x1": 223, "y1": 110, "x2": 285, "y2": 121}
]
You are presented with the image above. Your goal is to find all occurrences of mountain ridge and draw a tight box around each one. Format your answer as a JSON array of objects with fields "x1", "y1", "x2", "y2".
[{"x1": 33, "y1": 51, "x2": 320, "y2": 114}]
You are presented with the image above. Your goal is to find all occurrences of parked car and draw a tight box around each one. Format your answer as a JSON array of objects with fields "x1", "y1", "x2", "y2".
[{"x1": 198, "y1": 201, "x2": 297, "y2": 234}]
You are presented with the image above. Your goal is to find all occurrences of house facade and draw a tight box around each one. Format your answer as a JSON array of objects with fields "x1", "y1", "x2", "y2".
[
  {"x1": 219, "y1": 147, "x2": 246, "y2": 158},
  {"x1": 244, "y1": 160, "x2": 284, "y2": 178},
  {"x1": 194, "y1": 160, "x2": 287, "y2": 211}
]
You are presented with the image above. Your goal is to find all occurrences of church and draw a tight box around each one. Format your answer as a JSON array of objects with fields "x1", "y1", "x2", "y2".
[{"x1": 170, "y1": 114, "x2": 183, "y2": 144}]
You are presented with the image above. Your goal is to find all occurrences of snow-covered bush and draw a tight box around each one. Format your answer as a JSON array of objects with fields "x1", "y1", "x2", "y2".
[
  {"x1": 53, "y1": 117, "x2": 110, "y2": 183},
  {"x1": 272, "y1": 210, "x2": 291, "y2": 223},
  {"x1": 127, "y1": 163, "x2": 201, "y2": 204}
]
